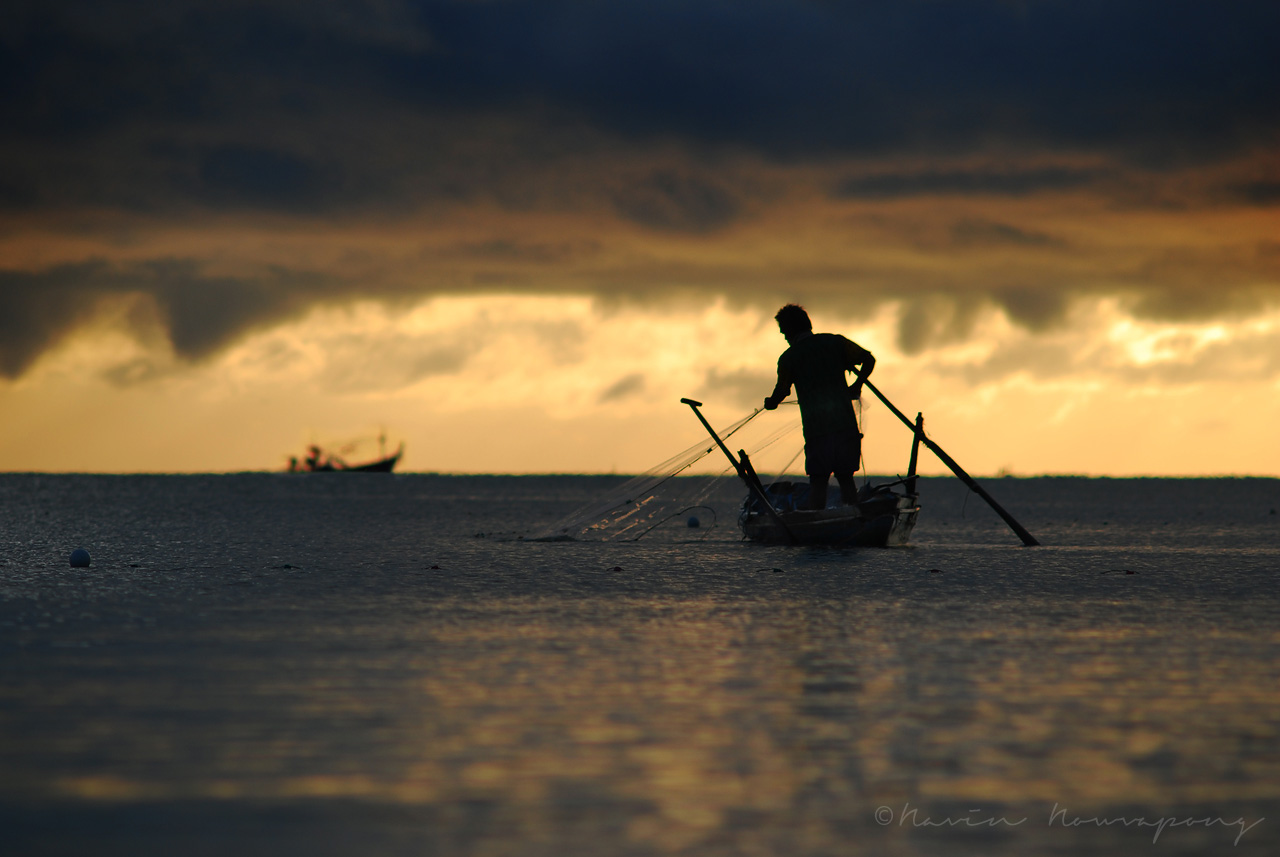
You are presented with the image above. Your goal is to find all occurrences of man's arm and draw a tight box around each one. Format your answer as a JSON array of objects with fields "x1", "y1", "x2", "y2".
[
  {"x1": 845, "y1": 342, "x2": 875, "y2": 400},
  {"x1": 764, "y1": 358, "x2": 793, "y2": 410}
]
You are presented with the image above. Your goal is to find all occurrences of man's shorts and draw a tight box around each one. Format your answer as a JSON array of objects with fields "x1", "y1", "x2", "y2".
[{"x1": 804, "y1": 429, "x2": 863, "y2": 478}]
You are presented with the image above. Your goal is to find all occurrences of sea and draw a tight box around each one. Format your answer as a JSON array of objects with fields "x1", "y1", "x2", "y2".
[{"x1": 1, "y1": 473, "x2": 1278, "y2": 856}]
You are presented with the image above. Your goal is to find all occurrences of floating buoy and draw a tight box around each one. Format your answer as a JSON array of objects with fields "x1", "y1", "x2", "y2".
[
  {"x1": 686, "y1": 515, "x2": 700, "y2": 528},
  {"x1": 69, "y1": 549, "x2": 91, "y2": 568}
]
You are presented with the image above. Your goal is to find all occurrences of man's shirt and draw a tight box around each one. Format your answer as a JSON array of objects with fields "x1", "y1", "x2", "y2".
[{"x1": 772, "y1": 333, "x2": 873, "y2": 440}]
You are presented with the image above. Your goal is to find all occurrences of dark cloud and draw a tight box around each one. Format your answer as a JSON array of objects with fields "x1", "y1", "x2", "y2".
[
  {"x1": 416, "y1": 1, "x2": 1279, "y2": 163},
  {"x1": 0, "y1": 176, "x2": 39, "y2": 210},
  {"x1": 993, "y1": 286, "x2": 1070, "y2": 331},
  {"x1": 4, "y1": 1, "x2": 1277, "y2": 212},
  {"x1": 610, "y1": 170, "x2": 742, "y2": 233},
  {"x1": 447, "y1": 239, "x2": 593, "y2": 265},
  {"x1": 1, "y1": 1, "x2": 1278, "y2": 377},
  {"x1": 1226, "y1": 180, "x2": 1280, "y2": 206},
  {"x1": 1128, "y1": 287, "x2": 1273, "y2": 324},
  {"x1": 196, "y1": 145, "x2": 326, "y2": 211},
  {"x1": 950, "y1": 218, "x2": 1063, "y2": 248},
  {"x1": 146, "y1": 259, "x2": 333, "y2": 358},
  {"x1": 0, "y1": 262, "x2": 120, "y2": 377},
  {"x1": 0, "y1": 258, "x2": 339, "y2": 378},
  {"x1": 896, "y1": 294, "x2": 987, "y2": 355},
  {"x1": 834, "y1": 166, "x2": 1102, "y2": 200}
]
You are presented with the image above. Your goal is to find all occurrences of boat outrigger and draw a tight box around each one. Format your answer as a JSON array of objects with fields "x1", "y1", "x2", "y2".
[{"x1": 682, "y1": 381, "x2": 1038, "y2": 548}]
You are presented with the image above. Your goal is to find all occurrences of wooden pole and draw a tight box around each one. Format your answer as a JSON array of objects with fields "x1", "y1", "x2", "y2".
[
  {"x1": 906, "y1": 412, "x2": 923, "y2": 496},
  {"x1": 680, "y1": 399, "x2": 795, "y2": 544},
  {"x1": 862, "y1": 382, "x2": 1040, "y2": 546}
]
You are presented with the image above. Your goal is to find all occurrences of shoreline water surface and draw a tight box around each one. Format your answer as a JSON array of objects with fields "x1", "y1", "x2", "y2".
[{"x1": 2, "y1": 475, "x2": 1278, "y2": 855}]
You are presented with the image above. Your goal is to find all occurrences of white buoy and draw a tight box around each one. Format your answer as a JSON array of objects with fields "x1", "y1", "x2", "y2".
[{"x1": 69, "y1": 548, "x2": 91, "y2": 568}]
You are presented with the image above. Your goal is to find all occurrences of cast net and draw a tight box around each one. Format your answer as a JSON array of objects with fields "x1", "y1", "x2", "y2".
[{"x1": 533, "y1": 402, "x2": 808, "y2": 542}]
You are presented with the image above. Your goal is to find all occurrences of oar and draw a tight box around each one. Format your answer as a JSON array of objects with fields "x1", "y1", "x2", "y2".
[
  {"x1": 681, "y1": 398, "x2": 795, "y2": 544},
  {"x1": 862, "y1": 381, "x2": 1040, "y2": 547}
]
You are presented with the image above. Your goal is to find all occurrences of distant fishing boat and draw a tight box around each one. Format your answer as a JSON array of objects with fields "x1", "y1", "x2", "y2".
[{"x1": 287, "y1": 437, "x2": 403, "y2": 473}]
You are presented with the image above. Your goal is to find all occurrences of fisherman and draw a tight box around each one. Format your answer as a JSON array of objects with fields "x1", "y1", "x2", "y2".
[{"x1": 763, "y1": 304, "x2": 875, "y2": 509}]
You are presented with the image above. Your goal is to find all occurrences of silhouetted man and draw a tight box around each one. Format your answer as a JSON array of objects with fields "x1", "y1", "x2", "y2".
[{"x1": 763, "y1": 304, "x2": 875, "y2": 509}]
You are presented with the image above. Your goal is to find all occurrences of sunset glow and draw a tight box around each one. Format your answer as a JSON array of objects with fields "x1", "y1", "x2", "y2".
[{"x1": 2, "y1": 1, "x2": 1277, "y2": 475}]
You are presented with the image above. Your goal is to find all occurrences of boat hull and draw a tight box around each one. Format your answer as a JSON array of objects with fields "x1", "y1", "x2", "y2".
[
  {"x1": 740, "y1": 484, "x2": 919, "y2": 546},
  {"x1": 326, "y1": 451, "x2": 401, "y2": 473}
]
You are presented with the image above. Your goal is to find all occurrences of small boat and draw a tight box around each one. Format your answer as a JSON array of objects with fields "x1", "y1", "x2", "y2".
[
  {"x1": 288, "y1": 440, "x2": 403, "y2": 473},
  {"x1": 683, "y1": 398, "x2": 921, "y2": 547},
  {"x1": 739, "y1": 478, "x2": 920, "y2": 547}
]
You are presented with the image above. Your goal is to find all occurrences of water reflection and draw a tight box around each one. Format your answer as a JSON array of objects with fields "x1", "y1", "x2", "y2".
[{"x1": 8, "y1": 592, "x2": 1275, "y2": 853}]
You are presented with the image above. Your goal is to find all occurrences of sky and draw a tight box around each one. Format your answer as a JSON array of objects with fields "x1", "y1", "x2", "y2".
[{"x1": 1, "y1": 0, "x2": 1278, "y2": 475}]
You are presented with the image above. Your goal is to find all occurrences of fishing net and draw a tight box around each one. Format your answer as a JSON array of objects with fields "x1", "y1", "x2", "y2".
[{"x1": 533, "y1": 403, "x2": 807, "y2": 542}]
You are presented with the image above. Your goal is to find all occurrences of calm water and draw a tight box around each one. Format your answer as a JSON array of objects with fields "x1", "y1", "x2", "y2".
[{"x1": 2, "y1": 474, "x2": 1278, "y2": 856}]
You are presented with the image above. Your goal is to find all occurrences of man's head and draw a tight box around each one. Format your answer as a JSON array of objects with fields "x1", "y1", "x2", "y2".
[{"x1": 774, "y1": 304, "x2": 812, "y2": 340}]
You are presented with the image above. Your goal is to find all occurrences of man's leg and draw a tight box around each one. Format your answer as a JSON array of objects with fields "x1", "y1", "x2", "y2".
[
  {"x1": 835, "y1": 473, "x2": 858, "y2": 505},
  {"x1": 804, "y1": 477, "x2": 829, "y2": 510},
  {"x1": 834, "y1": 429, "x2": 862, "y2": 505},
  {"x1": 803, "y1": 436, "x2": 837, "y2": 509}
]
